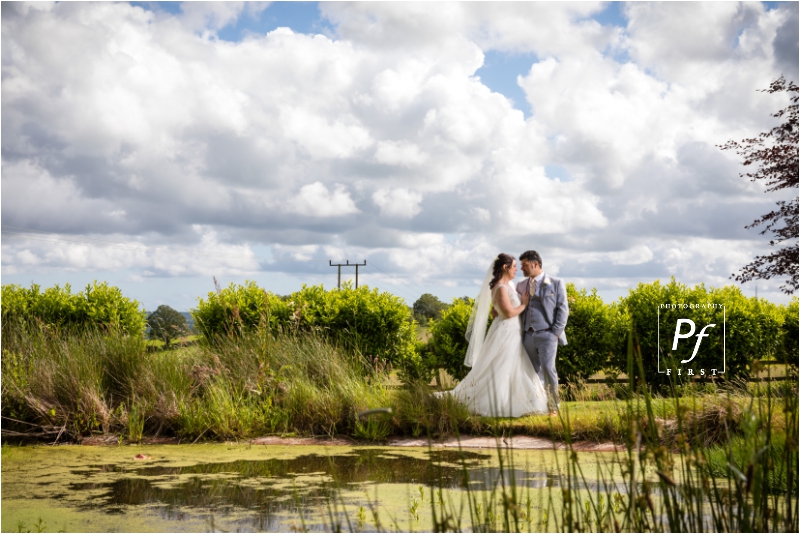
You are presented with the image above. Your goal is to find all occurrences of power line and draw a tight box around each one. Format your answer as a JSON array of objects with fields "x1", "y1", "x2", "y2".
[
  {"x1": 366, "y1": 266, "x2": 425, "y2": 303},
  {"x1": 366, "y1": 279, "x2": 420, "y2": 303},
  {"x1": 368, "y1": 260, "x2": 428, "y2": 299}
]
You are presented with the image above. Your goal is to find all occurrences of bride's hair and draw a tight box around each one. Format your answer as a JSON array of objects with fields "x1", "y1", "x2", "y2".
[{"x1": 489, "y1": 253, "x2": 515, "y2": 289}]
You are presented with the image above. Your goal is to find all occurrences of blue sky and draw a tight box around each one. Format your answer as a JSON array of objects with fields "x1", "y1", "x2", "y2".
[{"x1": 2, "y1": 1, "x2": 798, "y2": 311}]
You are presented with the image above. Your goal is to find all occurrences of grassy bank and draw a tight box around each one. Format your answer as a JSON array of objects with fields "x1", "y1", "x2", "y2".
[
  {"x1": 0, "y1": 321, "x2": 795, "y2": 447},
  {"x1": 2, "y1": 321, "x2": 456, "y2": 442}
]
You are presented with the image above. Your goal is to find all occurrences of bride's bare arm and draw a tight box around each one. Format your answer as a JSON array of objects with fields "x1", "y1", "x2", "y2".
[{"x1": 494, "y1": 285, "x2": 527, "y2": 318}]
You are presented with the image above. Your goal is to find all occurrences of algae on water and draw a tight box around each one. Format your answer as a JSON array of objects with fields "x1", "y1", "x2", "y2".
[{"x1": 2, "y1": 443, "x2": 618, "y2": 532}]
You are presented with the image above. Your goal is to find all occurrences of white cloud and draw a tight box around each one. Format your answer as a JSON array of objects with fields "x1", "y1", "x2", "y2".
[
  {"x1": 1, "y1": 226, "x2": 260, "y2": 278},
  {"x1": 372, "y1": 188, "x2": 423, "y2": 218},
  {"x1": 287, "y1": 182, "x2": 360, "y2": 217},
  {"x1": 282, "y1": 107, "x2": 373, "y2": 159},
  {"x1": 1, "y1": 160, "x2": 120, "y2": 230},
  {"x1": 490, "y1": 161, "x2": 608, "y2": 234},
  {"x1": 270, "y1": 244, "x2": 320, "y2": 262},
  {"x1": 519, "y1": 55, "x2": 681, "y2": 189},
  {"x1": 471, "y1": 207, "x2": 491, "y2": 224},
  {"x1": 321, "y1": 2, "x2": 618, "y2": 57},
  {"x1": 623, "y1": 3, "x2": 779, "y2": 80},
  {"x1": 583, "y1": 245, "x2": 654, "y2": 266},
  {"x1": 374, "y1": 140, "x2": 428, "y2": 167},
  {"x1": 397, "y1": 232, "x2": 445, "y2": 249}
]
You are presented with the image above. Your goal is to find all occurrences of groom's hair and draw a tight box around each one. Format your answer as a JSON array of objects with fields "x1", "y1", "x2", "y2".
[{"x1": 520, "y1": 250, "x2": 543, "y2": 267}]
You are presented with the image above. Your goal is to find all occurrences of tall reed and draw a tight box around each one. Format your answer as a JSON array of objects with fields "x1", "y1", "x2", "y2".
[
  {"x1": 317, "y1": 334, "x2": 798, "y2": 532},
  {"x1": 1, "y1": 320, "x2": 398, "y2": 441}
]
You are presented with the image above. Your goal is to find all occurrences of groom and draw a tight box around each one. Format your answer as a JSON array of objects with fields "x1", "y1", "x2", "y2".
[{"x1": 517, "y1": 250, "x2": 569, "y2": 415}]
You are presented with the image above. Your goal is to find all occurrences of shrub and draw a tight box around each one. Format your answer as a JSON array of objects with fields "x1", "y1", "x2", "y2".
[
  {"x1": 777, "y1": 297, "x2": 799, "y2": 366},
  {"x1": 616, "y1": 278, "x2": 785, "y2": 390},
  {"x1": 290, "y1": 282, "x2": 419, "y2": 367},
  {"x1": 426, "y1": 287, "x2": 630, "y2": 388},
  {"x1": 559, "y1": 284, "x2": 630, "y2": 389},
  {"x1": 1, "y1": 282, "x2": 146, "y2": 335},
  {"x1": 191, "y1": 281, "x2": 291, "y2": 339},
  {"x1": 425, "y1": 298, "x2": 475, "y2": 380},
  {"x1": 713, "y1": 286, "x2": 784, "y2": 366},
  {"x1": 192, "y1": 281, "x2": 419, "y2": 373}
]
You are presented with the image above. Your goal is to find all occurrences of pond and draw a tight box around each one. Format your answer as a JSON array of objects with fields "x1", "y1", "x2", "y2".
[{"x1": 1, "y1": 443, "x2": 627, "y2": 532}]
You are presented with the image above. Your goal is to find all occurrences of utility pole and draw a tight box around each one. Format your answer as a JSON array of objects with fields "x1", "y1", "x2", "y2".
[
  {"x1": 329, "y1": 260, "x2": 367, "y2": 289},
  {"x1": 355, "y1": 260, "x2": 366, "y2": 288}
]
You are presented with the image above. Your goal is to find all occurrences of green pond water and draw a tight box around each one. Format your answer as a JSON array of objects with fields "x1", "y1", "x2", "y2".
[{"x1": 1, "y1": 443, "x2": 625, "y2": 532}]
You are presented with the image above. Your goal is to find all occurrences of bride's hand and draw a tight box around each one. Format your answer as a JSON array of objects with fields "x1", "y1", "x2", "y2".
[{"x1": 520, "y1": 289, "x2": 530, "y2": 307}]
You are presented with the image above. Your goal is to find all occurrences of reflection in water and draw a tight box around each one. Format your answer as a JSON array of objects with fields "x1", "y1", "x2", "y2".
[
  {"x1": 50, "y1": 448, "x2": 610, "y2": 531},
  {"x1": 64, "y1": 449, "x2": 497, "y2": 531},
  {"x1": 71, "y1": 448, "x2": 490, "y2": 499}
]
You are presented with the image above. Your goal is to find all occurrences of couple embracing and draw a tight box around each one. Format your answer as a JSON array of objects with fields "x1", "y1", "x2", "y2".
[{"x1": 447, "y1": 251, "x2": 568, "y2": 418}]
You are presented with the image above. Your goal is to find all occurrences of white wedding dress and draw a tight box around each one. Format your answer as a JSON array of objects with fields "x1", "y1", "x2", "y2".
[{"x1": 447, "y1": 283, "x2": 549, "y2": 417}]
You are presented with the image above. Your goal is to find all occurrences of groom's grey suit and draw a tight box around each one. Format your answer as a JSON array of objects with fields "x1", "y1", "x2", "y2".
[{"x1": 516, "y1": 274, "x2": 569, "y2": 411}]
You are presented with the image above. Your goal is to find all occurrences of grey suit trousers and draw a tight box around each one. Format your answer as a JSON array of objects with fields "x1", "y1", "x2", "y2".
[{"x1": 522, "y1": 329, "x2": 560, "y2": 411}]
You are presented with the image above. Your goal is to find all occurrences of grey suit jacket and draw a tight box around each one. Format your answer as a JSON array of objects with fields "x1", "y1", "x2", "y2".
[{"x1": 516, "y1": 274, "x2": 569, "y2": 346}]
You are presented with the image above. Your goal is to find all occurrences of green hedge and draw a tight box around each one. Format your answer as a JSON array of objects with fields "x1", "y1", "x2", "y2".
[
  {"x1": 192, "y1": 281, "x2": 420, "y2": 374},
  {"x1": 191, "y1": 281, "x2": 291, "y2": 338},
  {"x1": 426, "y1": 287, "x2": 630, "y2": 386},
  {"x1": 1, "y1": 282, "x2": 146, "y2": 335},
  {"x1": 616, "y1": 278, "x2": 790, "y2": 390},
  {"x1": 558, "y1": 284, "x2": 630, "y2": 387},
  {"x1": 425, "y1": 298, "x2": 475, "y2": 380},
  {"x1": 288, "y1": 282, "x2": 421, "y2": 371},
  {"x1": 425, "y1": 279, "x2": 797, "y2": 391},
  {"x1": 779, "y1": 297, "x2": 799, "y2": 365}
]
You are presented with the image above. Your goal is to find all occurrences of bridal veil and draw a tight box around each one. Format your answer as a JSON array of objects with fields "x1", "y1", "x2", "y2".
[{"x1": 463, "y1": 261, "x2": 495, "y2": 368}]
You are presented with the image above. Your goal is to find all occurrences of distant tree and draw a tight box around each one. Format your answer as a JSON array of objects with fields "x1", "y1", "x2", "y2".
[
  {"x1": 147, "y1": 305, "x2": 189, "y2": 348},
  {"x1": 413, "y1": 293, "x2": 448, "y2": 321},
  {"x1": 720, "y1": 76, "x2": 798, "y2": 294}
]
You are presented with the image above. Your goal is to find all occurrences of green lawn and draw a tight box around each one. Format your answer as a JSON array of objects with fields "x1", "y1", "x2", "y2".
[{"x1": 483, "y1": 393, "x2": 793, "y2": 444}]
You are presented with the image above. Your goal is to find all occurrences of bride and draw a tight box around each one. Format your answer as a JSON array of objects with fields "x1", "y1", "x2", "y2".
[{"x1": 446, "y1": 254, "x2": 549, "y2": 417}]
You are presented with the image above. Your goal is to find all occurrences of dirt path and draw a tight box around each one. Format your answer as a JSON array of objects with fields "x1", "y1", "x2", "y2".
[
  {"x1": 78, "y1": 434, "x2": 620, "y2": 451},
  {"x1": 387, "y1": 435, "x2": 620, "y2": 451},
  {"x1": 249, "y1": 435, "x2": 620, "y2": 451}
]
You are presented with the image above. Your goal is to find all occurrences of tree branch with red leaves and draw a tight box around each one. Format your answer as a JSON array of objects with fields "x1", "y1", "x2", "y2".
[{"x1": 719, "y1": 76, "x2": 798, "y2": 294}]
